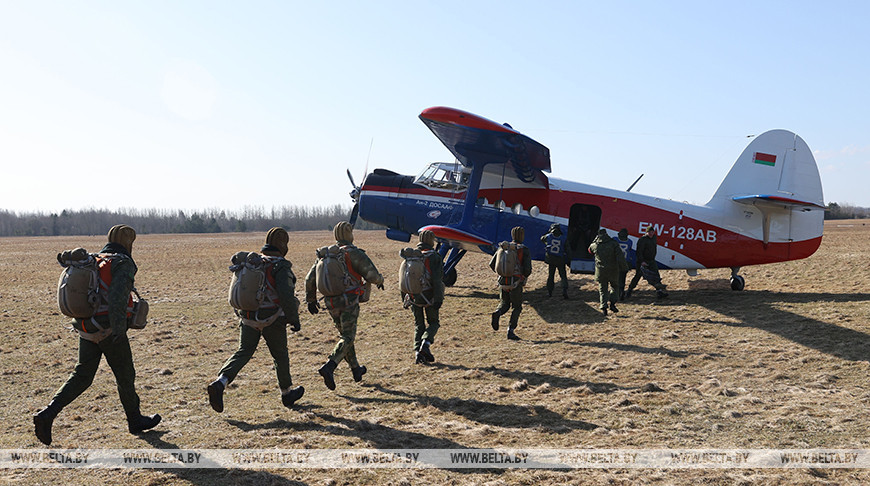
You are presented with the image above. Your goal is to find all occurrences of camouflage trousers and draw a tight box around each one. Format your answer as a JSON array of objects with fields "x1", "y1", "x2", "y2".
[
  {"x1": 218, "y1": 316, "x2": 293, "y2": 390},
  {"x1": 493, "y1": 286, "x2": 523, "y2": 330},
  {"x1": 412, "y1": 303, "x2": 440, "y2": 352},
  {"x1": 597, "y1": 274, "x2": 620, "y2": 309},
  {"x1": 328, "y1": 303, "x2": 360, "y2": 368},
  {"x1": 51, "y1": 334, "x2": 142, "y2": 421}
]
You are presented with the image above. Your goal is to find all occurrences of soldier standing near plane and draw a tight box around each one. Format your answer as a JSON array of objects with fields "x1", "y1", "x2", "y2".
[
  {"x1": 405, "y1": 230, "x2": 444, "y2": 364},
  {"x1": 615, "y1": 228, "x2": 633, "y2": 300},
  {"x1": 306, "y1": 222, "x2": 384, "y2": 391},
  {"x1": 490, "y1": 226, "x2": 533, "y2": 340},
  {"x1": 588, "y1": 228, "x2": 628, "y2": 316},
  {"x1": 541, "y1": 223, "x2": 569, "y2": 299},
  {"x1": 625, "y1": 226, "x2": 669, "y2": 299}
]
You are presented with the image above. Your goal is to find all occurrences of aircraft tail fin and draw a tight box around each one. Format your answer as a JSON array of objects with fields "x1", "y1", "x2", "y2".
[
  {"x1": 708, "y1": 129, "x2": 824, "y2": 248},
  {"x1": 708, "y1": 129, "x2": 824, "y2": 209}
]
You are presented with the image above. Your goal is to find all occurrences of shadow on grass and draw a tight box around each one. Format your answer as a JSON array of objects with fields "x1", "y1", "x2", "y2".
[
  {"x1": 531, "y1": 339, "x2": 724, "y2": 359},
  {"x1": 343, "y1": 383, "x2": 600, "y2": 433},
  {"x1": 653, "y1": 289, "x2": 870, "y2": 362},
  {"x1": 522, "y1": 285, "x2": 608, "y2": 325},
  {"x1": 140, "y1": 431, "x2": 305, "y2": 485}
]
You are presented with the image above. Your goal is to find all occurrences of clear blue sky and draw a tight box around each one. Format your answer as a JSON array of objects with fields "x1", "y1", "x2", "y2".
[{"x1": 2, "y1": 1, "x2": 868, "y2": 214}]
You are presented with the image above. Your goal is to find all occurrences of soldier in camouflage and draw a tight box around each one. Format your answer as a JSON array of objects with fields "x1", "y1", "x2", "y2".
[
  {"x1": 408, "y1": 230, "x2": 444, "y2": 364},
  {"x1": 625, "y1": 226, "x2": 669, "y2": 299},
  {"x1": 208, "y1": 227, "x2": 305, "y2": 413},
  {"x1": 34, "y1": 225, "x2": 160, "y2": 446},
  {"x1": 305, "y1": 222, "x2": 384, "y2": 391},
  {"x1": 490, "y1": 226, "x2": 533, "y2": 341},
  {"x1": 588, "y1": 228, "x2": 629, "y2": 316}
]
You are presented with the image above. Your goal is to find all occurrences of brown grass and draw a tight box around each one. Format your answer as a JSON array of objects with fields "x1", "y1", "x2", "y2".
[{"x1": 2, "y1": 220, "x2": 869, "y2": 485}]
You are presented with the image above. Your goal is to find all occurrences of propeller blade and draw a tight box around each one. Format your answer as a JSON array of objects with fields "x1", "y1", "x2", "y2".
[
  {"x1": 346, "y1": 169, "x2": 357, "y2": 189},
  {"x1": 349, "y1": 203, "x2": 360, "y2": 226}
]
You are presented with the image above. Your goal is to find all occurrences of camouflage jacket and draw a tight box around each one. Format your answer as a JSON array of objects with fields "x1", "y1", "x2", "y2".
[
  {"x1": 635, "y1": 234, "x2": 659, "y2": 269},
  {"x1": 417, "y1": 242, "x2": 444, "y2": 304},
  {"x1": 260, "y1": 248, "x2": 300, "y2": 325},
  {"x1": 588, "y1": 234, "x2": 625, "y2": 281},
  {"x1": 81, "y1": 242, "x2": 136, "y2": 336}
]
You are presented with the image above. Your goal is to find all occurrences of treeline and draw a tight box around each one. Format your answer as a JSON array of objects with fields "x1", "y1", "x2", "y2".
[
  {"x1": 825, "y1": 202, "x2": 869, "y2": 220},
  {"x1": 0, "y1": 205, "x2": 380, "y2": 237}
]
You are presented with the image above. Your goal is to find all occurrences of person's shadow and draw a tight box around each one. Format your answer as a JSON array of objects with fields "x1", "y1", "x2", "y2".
[{"x1": 140, "y1": 430, "x2": 306, "y2": 485}]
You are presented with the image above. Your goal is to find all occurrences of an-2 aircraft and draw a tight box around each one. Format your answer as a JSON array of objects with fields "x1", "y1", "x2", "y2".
[{"x1": 347, "y1": 106, "x2": 825, "y2": 290}]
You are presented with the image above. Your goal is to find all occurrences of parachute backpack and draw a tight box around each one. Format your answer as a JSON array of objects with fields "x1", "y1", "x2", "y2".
[
  {"x1": 57, "y1": 248, "x2": 148, "y2": 340},
  {"x1": 315, "y1": 245, "x2": 352, "y2": 297},
  {"x1": 494, "y1": 241, "x2": 523, "y2": 278},
  {"x1": 398, "y1": 247, "x2": 433, "y2": 307},
  {"x1": 228, "y1": 251, "x2": 283, "y2": 330}
]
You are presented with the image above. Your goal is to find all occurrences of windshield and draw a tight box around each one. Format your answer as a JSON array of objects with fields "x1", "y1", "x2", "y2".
[{"x1": 414, "y1": 162, "x2": 470, "y2": 191}]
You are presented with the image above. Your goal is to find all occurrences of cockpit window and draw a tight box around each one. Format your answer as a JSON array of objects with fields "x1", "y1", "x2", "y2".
[{"x1": 414, "y1": 162, "x2": 470, "y2": 191}]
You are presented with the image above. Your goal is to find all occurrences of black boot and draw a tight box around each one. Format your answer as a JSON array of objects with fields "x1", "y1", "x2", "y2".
[
  {"x1": 207, "y1": 380, "x2": 225, "y2": 413},
  {"x1": 33, "y1": 401, "x2": 61, "y2": 446},
  {"x1": 562, "y1": 289, "x2": 569, "y2": 300},
  {"x1": 507, "y1": 329, "x2": 520, "y2": 341},
  {"x1": 419, "y1": 340, "x2": 435, "y2": 363},
  {"x1": 490, "y1": 312, "x2": 500, "y2": 331},
  {"x1": 282, "y1": 386, "x2": 305, "y2": 408},
  {"x1": 609, "y1": 302, "x2": 619, "y2": 313},
  {"x1": 128, "y1": 413, "x2": 162, "y2": 434},
  {"x1": 318, "y1": 359, "x2": 338, "y2": 390},
  {"x1": 352, "y1": 365, "x2": 367, "y2": 382}
]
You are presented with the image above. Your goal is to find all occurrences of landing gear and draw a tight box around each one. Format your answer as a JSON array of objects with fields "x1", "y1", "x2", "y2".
[
  {"x1": 443, "y1": 267, "x2": 457, "y2": 287},
  {"x1": 729, "y1": 267, "x2": 745, "y2": 291},
  {"x1": 438, "y1": 245, "x2": 466, "y2": 288}
]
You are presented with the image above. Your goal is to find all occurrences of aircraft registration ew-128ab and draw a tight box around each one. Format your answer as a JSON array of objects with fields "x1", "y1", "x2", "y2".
[{"x1": 347, "y1": 107, "x2": 825, "y2": 290}]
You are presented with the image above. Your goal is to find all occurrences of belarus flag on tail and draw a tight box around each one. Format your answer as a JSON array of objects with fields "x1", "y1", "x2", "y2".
[{"x1": 754, "y1": 152, "x2": 776, "y2": 166}]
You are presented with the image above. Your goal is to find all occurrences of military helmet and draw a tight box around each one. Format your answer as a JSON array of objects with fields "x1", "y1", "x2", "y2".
[
  {"x1": 265, "y1": 227, "x2": 289, "y2": 256},
  {"x1": 598, "y1": 228, "x2": 608, "y2": 236},
  {"x1": 511, "y1": 226, "x2": 525, "y2": 243},
  {"x1": 618, "y1": 228, "x2": 629, "y2": 240},
  {"x1": 107, "y1": 224, "x2": 136, "y2": 253},
  {"x1": 334, "y1": 221, "x2": 354, "y2": 244},
  {"x1": 419, "y1": 229, "x2": 436, "y2": 247}
]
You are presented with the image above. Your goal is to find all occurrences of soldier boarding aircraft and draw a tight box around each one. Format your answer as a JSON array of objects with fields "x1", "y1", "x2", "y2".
[{"x1": 347, "y1": 106, "x2": 825, "y2": 290}]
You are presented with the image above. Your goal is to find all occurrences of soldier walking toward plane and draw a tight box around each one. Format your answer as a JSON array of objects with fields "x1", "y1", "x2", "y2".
[
  {"x1": 306, "y1": 222, "x2": 384, "y2": 391},
  {"x1": 399, "y1": 230, "x2": 444, "y2": 364},
  {"x1": 34, "y1": 225, "x2": 160, "y2": 445},
  {"x1": 541, "y1": 223, "x2": 569, "y2": 299},
  {"x1": 588, "y1": 228, "x2": 629, "y2": 316},
  {"x1": 615, "y1": 228, "x2": 633, "y2": 300},
  {"x1": 625, "y1": 226, "x2": 669, "y2": 299},
  {"x1": 490, "y1": 226, "x2": 533, "y2": 340},
  {"x1": 208, "y1": 228, "x2": 305, "y2": 413}
]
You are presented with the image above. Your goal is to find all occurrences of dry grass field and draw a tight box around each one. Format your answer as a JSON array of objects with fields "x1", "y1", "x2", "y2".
[{"x1": 1, "y1": 220, "x2": 869, "y2": 485}]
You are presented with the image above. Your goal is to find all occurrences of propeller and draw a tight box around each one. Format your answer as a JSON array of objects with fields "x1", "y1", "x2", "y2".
[{"x1": 347, "y1": 139, "x2": 373, "y2": 226}]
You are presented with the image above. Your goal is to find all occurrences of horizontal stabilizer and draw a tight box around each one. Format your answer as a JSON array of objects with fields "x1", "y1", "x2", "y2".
[
  {"x1": 732, "y1": 194, "x2": 826, "y2": 210},
  {"x1": 419, "y1": 224, "x2": 492, "y2": 248}
]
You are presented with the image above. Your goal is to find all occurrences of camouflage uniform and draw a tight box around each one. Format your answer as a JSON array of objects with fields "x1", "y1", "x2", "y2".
[
  {"x1": 306, "y1": 222, "x2": 384, "y2": 390},
  {"x1": 406, "y1": 231, "x2": 444, "y2": 363},
  {"x1": 490, "y1": 227, "x2": 533, "y2": 340},
  {"x1": 541, "y1": 223, "x2": 569, "y2": 298},
  {"x1": 627, "y1": 228, "x2": 668, "y2": 297},
  {"x1": 615, "y1": 228, "x2": 633, "y2": 300},
  {"x1": 588, "y1": 229, "x2": 628, "y2": 314},
  {"x1": 34, "y1": 225, "x2": 160, "y2": 446}
]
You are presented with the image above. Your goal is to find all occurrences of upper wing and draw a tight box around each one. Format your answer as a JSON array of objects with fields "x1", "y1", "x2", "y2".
[{"x1": 419, "y1": 106, "x2": 551, "y2": 183}]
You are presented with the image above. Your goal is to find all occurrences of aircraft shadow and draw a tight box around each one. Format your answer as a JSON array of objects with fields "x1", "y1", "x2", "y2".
[
  {"x1": 140, "y1": 431, "x2": 303, "y2": 485},
  {"x1": 522, "y1": 285, "x2": 607, "y2": 325},
  {"x1": 345, "y1": 383, "x2": 599, "y2": 433},
  {"x1": 654, "y1": 290, "x2": 870, "y2": 362}
]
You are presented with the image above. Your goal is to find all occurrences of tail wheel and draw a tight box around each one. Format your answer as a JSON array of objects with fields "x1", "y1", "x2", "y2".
[
  {"x1": 730, "y1": 275, "x2": 745, "y2": 291},
  {"x1": 443, "y1": 268, "x2": 457, "y2": 287}
]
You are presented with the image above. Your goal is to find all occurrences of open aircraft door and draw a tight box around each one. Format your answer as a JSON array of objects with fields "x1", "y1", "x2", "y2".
[{"x1": 568, "y1": 203, "x2": 601, "y2": 274}]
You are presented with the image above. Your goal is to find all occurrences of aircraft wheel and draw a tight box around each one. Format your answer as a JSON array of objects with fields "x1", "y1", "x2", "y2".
[
  {"x1": 730, "y1": 275, "x2": 745, "y2": 291},
  {"x1": 443, "y1": 268, "x2": 457, "y2": 287}
]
